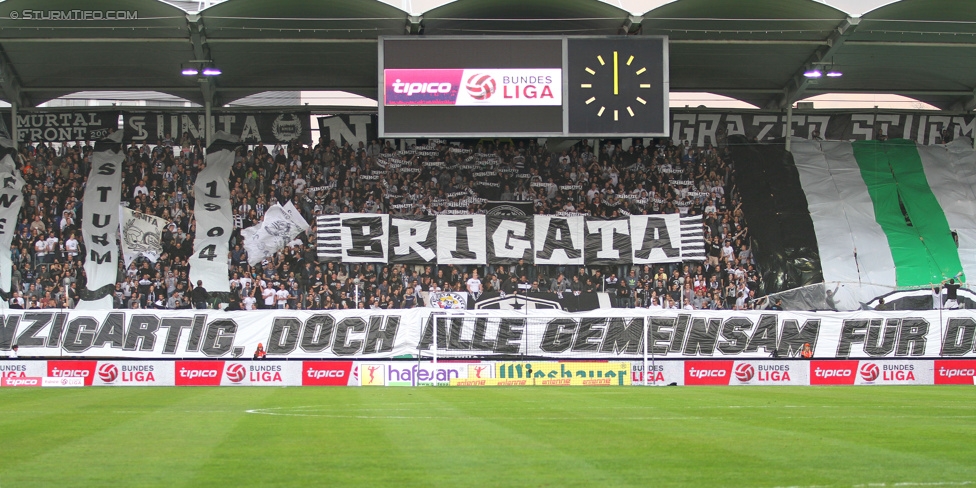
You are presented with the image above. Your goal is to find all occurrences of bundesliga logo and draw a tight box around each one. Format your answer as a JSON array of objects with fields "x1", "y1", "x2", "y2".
[
  {"x1": 734, "y1": 363, "x2": 755, "y2": 382},
  {"x1": 226, "y1": 363, "x2": 247, "y2": 383},
  {"x1": 465, "y1": 74, "x2": 496, "y2": 100},
  {"x1": 97, "y1": 364, "x2": 118, "y2": 383},
  {"x1": 859, "y1": 363, "x2": 880, "y2": 382}
]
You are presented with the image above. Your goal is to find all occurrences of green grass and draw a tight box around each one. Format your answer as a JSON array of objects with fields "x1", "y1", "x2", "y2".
[{"x1": 1, "y1": 387, "x2": 975, "y2": 487}]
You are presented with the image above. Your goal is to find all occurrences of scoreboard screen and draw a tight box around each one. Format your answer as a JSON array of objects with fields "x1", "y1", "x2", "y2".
[{"x1": 378, "y1": 36, "x2": 668, "y2": 138}]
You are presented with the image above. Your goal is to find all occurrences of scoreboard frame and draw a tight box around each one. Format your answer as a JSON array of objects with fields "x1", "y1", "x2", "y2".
[{"x1": 378, "y1": 35, "x2": 669, "y2": 139}]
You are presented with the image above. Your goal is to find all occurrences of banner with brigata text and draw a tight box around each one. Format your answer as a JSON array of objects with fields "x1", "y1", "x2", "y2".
[{"x1": 317, "y1": 213, "x2": 700, "y2": 265}]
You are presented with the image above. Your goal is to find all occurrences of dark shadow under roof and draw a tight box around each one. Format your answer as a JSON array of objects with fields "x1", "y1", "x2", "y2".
[{"x1": 0, "y1": 0, "x2": 971, "y2": 111}]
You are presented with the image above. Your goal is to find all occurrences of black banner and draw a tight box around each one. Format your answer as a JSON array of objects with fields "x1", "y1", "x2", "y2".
[
  {"x1": 669, "y1": 110, "x2": 976, "y2": 146},
  {"x1": 124, "y1": 111, "x2": 311, "y2": 144},
  {"x1": 484, "y1": 200, "x2": 534, "y2": 217},
  {"x1": 317, "y1": 114, "x2": 378, "y2": 147},
  {"x1": 472, "y1": 291, "x2": 609, "y2": 312},
  {"x1": 10, "y1": 111, "x2": 119, "y2": 143}
]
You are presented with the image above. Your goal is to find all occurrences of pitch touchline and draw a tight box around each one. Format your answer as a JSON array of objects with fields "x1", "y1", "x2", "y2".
[
  {"x1": 244, "y1": 409, "x2": 976, "y2": 420},
  {"x1": 769, "y1": 482, "x2": 974, "y2": 488}
]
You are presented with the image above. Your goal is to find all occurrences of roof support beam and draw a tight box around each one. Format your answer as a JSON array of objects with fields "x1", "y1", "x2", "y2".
[
  {"x1": 0, "y1": 44, "x2": 31, "y2": 108},
  {"x1": 957, "y1": 89, "x2": 976, "y2": 112},
  {"x1": 0, "y1": 38, "x2": 189, "y2": 43},
  {"x1": 407, "y1": 15, "x2": 423, "y2": 34},
  {"x1": 621, "y1": 15, "x2": 642, "y2": 35},
  {"x1": 187, "y1": 14, "x2": 218, "y2": 109},
  {"x1": 768, "y1": 17, "x2": 859, "y2": 110}
]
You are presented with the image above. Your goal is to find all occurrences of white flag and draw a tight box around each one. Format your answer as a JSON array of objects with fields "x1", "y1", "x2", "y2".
[
  {"x1": 119, "y1": 206, "x2": 167, "y2": 267},
  {"x1": 189, "y1": 131, "x2": 238, "y2": 293},
  {"x1": 242, "y1": 201, "x2": 310, "y2": 266}
]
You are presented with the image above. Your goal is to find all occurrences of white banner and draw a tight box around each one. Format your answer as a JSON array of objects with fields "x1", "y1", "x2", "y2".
[
  {"x1": 630, "y1": 214, "x2": 683, "y2": 264},
  {"x1": 318, "y1": 213, "x2": 703, "y2": 266},
  {"x1": 78, "y1": 131, "x2": 125, "y2": 309},
  {"x1": 119, "y1": 207, "x2": 166, "y2": 267},
  {"x1": 189, "y1": 132, "x2": 237, "y2": 293},
  {"x1": 533, "y1": 215, "x2": 584, "y2": 265},
  {"x1": 436, "y1": 214, "x2": 486, "y2": 265},
  {"x1": 340, "y1": 213, "x2": 389, "y2": 263},
  {"x1": 242, "y1": 201, "x2": 309, "y2": 266},
  {"x1": 0, "y1": 138, "x2": 24, "y2": 306},
  {"x1": 1, "y1": 309, "x2": 975, "y2": 360}
]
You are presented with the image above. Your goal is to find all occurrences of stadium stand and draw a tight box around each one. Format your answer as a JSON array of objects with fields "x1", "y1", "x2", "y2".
[{"x1": 6, "y1": 133, "x2": 760, "y2": 311}]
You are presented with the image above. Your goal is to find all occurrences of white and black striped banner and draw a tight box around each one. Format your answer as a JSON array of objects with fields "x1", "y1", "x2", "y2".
[
  {"x1": 315, "y1": 215, "x2": 341, "y2": 260},
  {"x1": 77, "y1": 131, "x2": 124, "y2": 309},
  {"x1": 188, "y1": 132, "x2": 238, "y2": 293},
  {"x1": 316, "y1": 213, "x2": 704, "y2": 265},
  {"x1": 679, "y1": 215, "x2": 706, "y2": 261}
]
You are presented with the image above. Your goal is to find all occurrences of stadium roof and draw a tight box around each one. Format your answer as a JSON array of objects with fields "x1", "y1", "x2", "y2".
[{"x1": 0, "y1": 0, "x2": 974, "y2": 111}]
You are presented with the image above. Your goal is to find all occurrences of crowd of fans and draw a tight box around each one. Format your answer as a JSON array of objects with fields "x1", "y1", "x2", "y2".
[{"x1": 5, "y1": 130, "x2": 762, "y2": 311}]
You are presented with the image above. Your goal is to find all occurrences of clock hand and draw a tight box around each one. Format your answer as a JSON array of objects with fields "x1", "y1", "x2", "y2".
[{"x1": 613, "y1": 51, "x2": 619, "y2": 96}]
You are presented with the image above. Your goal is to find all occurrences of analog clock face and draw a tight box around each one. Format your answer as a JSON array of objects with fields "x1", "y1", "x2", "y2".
[
  {"x1": 580, "y1": 51, "x2": 652, "y2": 120},
  {"x1": 567, "y1": 38, "x2": 666, "y2": 135}
]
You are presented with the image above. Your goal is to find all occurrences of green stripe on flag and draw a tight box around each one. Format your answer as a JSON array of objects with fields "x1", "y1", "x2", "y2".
[{"x1": 852, "y1": 139, "x2": 963, "y2": 287}]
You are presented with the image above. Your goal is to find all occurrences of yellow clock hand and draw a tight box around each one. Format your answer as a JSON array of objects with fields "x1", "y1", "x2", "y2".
[{"x1": 613, "y1": 51, "x2": 619, "y2": 96}]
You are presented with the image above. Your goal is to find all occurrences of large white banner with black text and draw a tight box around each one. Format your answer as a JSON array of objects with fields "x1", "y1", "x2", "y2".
[
  {"x1": 318, "y1": 213, "x2": 698, "y2": 265},
  {"x1": 1, "y1": 309, "x2": 975, "y2": 359},
  {"x1": 78, "y1": 131, "x2": 125, "y2": 309},
  {"x1": 0, "y1": 138, "x2": 23, "y2": 305},
  {"x1": 189, "y1": 132, "x2": 238, "y2": 293}
]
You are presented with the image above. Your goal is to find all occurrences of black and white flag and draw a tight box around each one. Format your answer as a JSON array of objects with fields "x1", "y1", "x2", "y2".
[
  {"x1": 316, "y1": 215, "x2": 342, "y2": 260},
  {"x1": 119, "y1": 207, "x2": 166, "y2": 267},
  {"x1": 341, "y1": 213, "x2": 388, "y2": 263},
  {"x1": 533, "y1": 215, "x2": 584, "y2": 266},
  {"x1": 436, "y1": 214, "x2": 486, "y2": 265},
  {"x1": 77, "y1": 130, "x2": 124, "y2": 309},
  {"x1": 486, "y1": 216, "x2": 533, "y2": 264},
  {"x1": 390, "y1": 216, "x2": 437, "y2": 264},
  {"x1": 189, "y1": 131, "x2": 239, "y2": 293},
  {"x1": 242, "y1": 201, "x2": 309, "y2": 266}
]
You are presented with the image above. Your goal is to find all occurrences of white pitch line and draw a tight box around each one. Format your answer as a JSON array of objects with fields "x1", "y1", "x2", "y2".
[
  {"x1": 769, "y1": 481, "x2": 974, "y2": 488},
  {"x1": 244, "y1": 408, "x2": 976, "y2": 421}
]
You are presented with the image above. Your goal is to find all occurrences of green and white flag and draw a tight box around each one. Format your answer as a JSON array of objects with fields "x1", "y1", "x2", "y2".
[{"x1": 791, "y1": 138, "x2": 974, "y2": 308}]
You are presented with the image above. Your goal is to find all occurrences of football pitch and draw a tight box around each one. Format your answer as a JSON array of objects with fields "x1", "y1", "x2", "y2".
[{"x1": 1, "y1": 386, "x2": 974, "y2": 487}]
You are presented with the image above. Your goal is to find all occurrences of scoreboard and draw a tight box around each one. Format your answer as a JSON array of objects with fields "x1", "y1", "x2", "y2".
[{"x1": 378, "y1": 36, "x2": 668, "y2": 138}]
